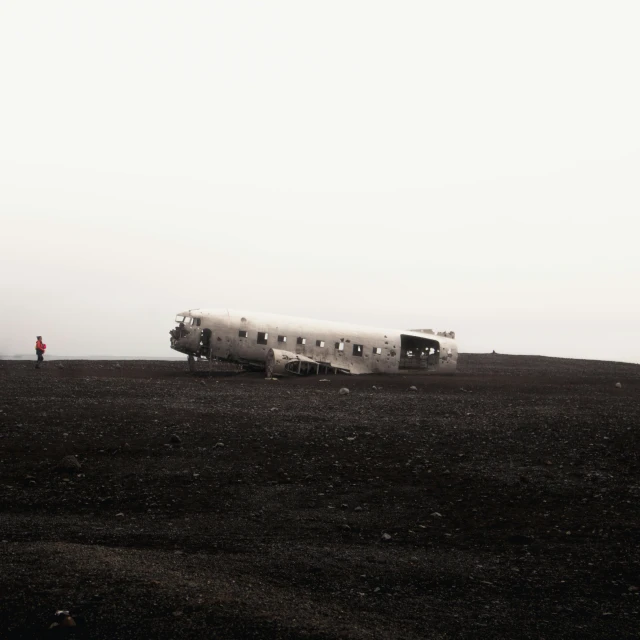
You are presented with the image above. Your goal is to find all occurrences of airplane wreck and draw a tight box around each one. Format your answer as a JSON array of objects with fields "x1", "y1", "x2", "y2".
[{"x1": 170, "y1": 309, "x2": 458, "y2": 376}]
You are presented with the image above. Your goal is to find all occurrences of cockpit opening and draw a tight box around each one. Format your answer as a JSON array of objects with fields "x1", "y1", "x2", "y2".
[{"x1": 170, "y1": 315, "x2": 200, "y2": 342}]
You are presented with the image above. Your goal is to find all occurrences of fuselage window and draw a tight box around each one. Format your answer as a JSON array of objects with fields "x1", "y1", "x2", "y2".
[
  {"x1": 297, "y1": 337, "x2": 306, "y2": 345},
  {"x1": 278, "y1": 335, "x2": 287, "y2": 344},
  {"x1": 373, "y1": 347, "x2": 382, "y2": 355},
  {"x1": 353, "y1": 344, "x2": 363, "y2": 356},
  {"x1": 335, "y1": 341, "x2": 345, "y2": 351},
  {"x1": 257, "y1": 332, "x2": 268, "y2": 345},
  {"x1": 238, "y1": 330, "x2": 248, "y2": 338},
  {"x1": 316, "y1": 340, "x2": 325, "y2": 348},
  {"x1": 194, "y1": 318, "x2": 201, "y2": 327}
]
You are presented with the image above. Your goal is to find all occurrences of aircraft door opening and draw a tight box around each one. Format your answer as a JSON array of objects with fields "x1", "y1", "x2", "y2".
[{"x1": 200, "y1": 328, "x2": 212, "y2": 358}]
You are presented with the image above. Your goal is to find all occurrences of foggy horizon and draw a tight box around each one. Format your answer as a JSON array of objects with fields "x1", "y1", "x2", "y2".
[{"x1": 2, "y1": 1, "x2": 639, "y2": 364}]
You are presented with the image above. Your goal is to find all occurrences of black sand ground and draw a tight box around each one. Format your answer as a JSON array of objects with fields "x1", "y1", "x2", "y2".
[{"x1": 1, "y1": 355, "x2": 639, "y2": 639}]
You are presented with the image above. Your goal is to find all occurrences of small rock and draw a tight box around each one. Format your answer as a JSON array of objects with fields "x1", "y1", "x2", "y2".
[
  {"x1": 114, "y1": 363, "x2": 121, "y2": 369},
  {"x1": 339, "y1": 388, "x2": 350, "y2": 395},
  {"x1": 430, "y1": 511, "x2": 443, "y2": 518},
  {"x1": 50, "y1": 611, "x2": 76, "y2": 629},
  {"x1": 381, "y1": 533, "x2": 392, "y2": 541},
  {"x1": 615, "y1": 382, "x2": 622, "y2": 389},
  {"x1": 628, "y1": 586, "x2": 639, "y2": 592},
  {"x1": 409, "y1": 385, "x2": 418, "y2": 391},
  {"x1": 56, "y1": 455, "x2": 81, "y2": 472},
  {"x1": 115, "y1": 512, "x2": 124, "y2": 517},
  {"x1": 354, "y1": 506, "x2": 363, "y2": 512},
  {"x1": 215, "y1": 442, "x2": 225, "y2": 448},
  {"x1": 169, "y1": 434, "x2": 182, "y2": 444},
  {"x1": 372, "y1": 385, "x2": 377, "y2": 390},
  {"x1": 56, "y1": 363, "x2": 64, "y2": 370}
]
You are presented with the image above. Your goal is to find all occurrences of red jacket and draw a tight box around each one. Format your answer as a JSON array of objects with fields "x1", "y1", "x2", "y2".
[{"x1": 36, "y1": 340, "x2": 46, "y2": 352}]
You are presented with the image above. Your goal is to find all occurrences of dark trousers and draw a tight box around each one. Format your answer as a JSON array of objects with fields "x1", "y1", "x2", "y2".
[{"x1": 36, "y1": 349, "x2": 44, "y2": 367}]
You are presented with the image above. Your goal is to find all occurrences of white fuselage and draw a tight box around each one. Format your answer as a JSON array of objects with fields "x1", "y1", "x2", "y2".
[{"x1": 170, "y1": 309, "x2": 458, "y2": 375}]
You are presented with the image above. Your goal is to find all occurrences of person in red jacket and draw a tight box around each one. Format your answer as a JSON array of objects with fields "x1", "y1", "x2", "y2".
[{"x1": 35, "y1": 336, "x2": 46, "y2": 369}]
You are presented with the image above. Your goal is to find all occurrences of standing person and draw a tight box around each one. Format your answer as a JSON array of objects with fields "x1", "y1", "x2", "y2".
[{"x1": 35, "y1": 336, "x2": 46, "y2": 369}]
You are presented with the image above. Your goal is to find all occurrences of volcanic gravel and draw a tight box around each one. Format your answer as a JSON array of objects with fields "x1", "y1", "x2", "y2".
[{"x1": 1, "y1": 355, "x2": 639, "y2": 639}]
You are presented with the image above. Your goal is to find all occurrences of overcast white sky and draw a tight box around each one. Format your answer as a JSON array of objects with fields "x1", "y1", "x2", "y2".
[{"x1": 1, "y1": 1, "x2": 639, "y2": 362}]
